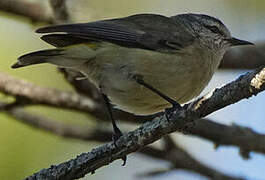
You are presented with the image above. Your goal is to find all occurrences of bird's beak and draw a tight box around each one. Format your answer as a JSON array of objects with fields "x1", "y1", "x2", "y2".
[{"x1": 227, "y1": 37, "x2": 254, "y2": 46}]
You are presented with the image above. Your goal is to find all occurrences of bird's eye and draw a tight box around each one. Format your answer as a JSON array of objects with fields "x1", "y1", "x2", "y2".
[{"x1": 205, "y1": 25, "x2": 224, "y2": 35}]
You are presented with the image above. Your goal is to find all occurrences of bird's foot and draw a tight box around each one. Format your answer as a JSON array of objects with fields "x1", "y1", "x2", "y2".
[
  {"x1": 112, "y1": 128, "x2": 127, "y2": 166},
  {"x1": 165, "y1": 101, "x2": 183, "y2": 121}
]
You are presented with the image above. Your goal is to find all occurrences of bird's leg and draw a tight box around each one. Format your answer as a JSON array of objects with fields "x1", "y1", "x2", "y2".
[
  {"x1": 133, "y1": 75, "x2": 182, "y2": 120},
  {"x1": 101, "y1": 93, "x2": 123, "y2": 140},
  {"x1": 101, "y1": 93, "x2": 127, "y2": 166}
]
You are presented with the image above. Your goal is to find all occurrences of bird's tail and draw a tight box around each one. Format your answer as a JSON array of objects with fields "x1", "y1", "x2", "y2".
[{"x1": 12, "y1": 44, "x2": 95, "y2": 69}]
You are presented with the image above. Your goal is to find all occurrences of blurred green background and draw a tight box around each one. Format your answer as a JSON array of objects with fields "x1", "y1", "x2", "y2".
[{"x1": 0, "y1": 0, "x2": 265, "y2": 179}]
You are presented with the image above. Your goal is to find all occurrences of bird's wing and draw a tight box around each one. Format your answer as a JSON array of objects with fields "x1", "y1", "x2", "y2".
[{"x1": 36, "y1": 14, "x2": 195, "y2": 51}]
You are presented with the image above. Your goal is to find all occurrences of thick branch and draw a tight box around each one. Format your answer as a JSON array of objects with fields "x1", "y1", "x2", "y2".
[
  {"x1": 0, "y1": 72, "x2": 98, "y2": 113},
  {"x1": 0, "y1": 104, "x2": 249, "y2": 180},
  {"x1": 0, "y1": 0, "x2": 53, "y2": 23},
  {"x1": 191, "y1": 67, "x2": 265, "y2": 117},
  {"x1": 25, "y1": 67, "x2": 265, "y2": 179},
  {"x1": 1, "y1": 102, "x2": 241, "y2": 180},
  {"x1": 2, "y1": 100, "x2": 242, "y2": 179},
  {"x1": 3, "y1": 93, "x2": 265, "y2": 157}
]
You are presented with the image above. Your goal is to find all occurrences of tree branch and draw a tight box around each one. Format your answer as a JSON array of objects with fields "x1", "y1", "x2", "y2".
[
  {"x1": 24, "y1": 67, "x2": 265, "y2": 179},
  {"x1": 190, "y1": 67, "x2": 265, "y2": 117},
  {"x1": 139, "y1": 136, "x2": 244, "y2": 180},
  {"x1": 0, "y1": 0, "x2": 53, "y2": 23},
  {"x1": 49, "y1": 0, "x2": 69, "y2": 23},
  {"x1": 3, "y1": 93, "x2": 265, "y2": 158},
  {"x1": 1, "y1": 69, "x2": 265, "y2": 157},
  {"x1": 0, "y1": 101, "x2": 111, "y2": 142},
  {"x1": 1, "y1": 102, "x2": 241, "y2": 180},
  {"x1": 0, "y1": 72, "x2": 98, "y2": 113},
  {"x1": 187, "y1": 119, "x2": 265, "y2": 157},
  {"x1": 220, "y1": 44, "x2": 265, "y2": 69}
]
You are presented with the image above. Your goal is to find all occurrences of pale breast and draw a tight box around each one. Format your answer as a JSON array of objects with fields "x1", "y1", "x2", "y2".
[{"x1": 83, "y1": 45, "x2": 222, "y2": 115}]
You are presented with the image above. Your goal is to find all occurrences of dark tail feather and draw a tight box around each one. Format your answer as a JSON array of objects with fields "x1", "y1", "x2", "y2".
[{"x1": 12, "y1": 49, "x2": 63, "y2": 69}]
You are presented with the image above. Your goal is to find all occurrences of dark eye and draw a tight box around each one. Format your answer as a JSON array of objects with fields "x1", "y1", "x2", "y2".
[{"x1": 205, "y1": 25, "x2": 224, "y2": 35}]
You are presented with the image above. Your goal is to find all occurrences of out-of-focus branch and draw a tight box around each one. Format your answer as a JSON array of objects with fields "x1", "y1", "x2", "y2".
[
  {"x1": 220, "y1": 44, "x2": 265, "y2": 69},
  {"x1": 0, "y1": 72, "x2": 98, "y2": 113},
  {"x1": 24, "y1": 67, "x2": 265, "y2": 179},
  {"x1": 187, "y1": 119, "x2": 265, "y2": 158},
  {"x1": 0, "y1": 101, "x2": 111, "y2": 142},
  {"x1": 49, "y1": 0, "x2": 69, "y2": 23},
  {"x1": 0, "y1": 0, "x2": 53, "y2": 23},
  {"x1": 139, "y1": 136, "x2": 244, "y2": 180}
]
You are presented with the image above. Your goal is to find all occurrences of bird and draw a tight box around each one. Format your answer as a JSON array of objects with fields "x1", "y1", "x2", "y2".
[{"x1": 12, "y1": 13, "x2": 253, "y2": 140}]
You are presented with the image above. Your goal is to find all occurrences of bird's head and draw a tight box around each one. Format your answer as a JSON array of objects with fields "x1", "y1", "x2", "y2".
[{"x1": 172, "y1": 13, "x2": 253, "y2": 51}]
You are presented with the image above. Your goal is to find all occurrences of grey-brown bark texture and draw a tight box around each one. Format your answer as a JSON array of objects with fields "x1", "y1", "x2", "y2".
[
  {"x1": 0, "y1": 0, "x2": 265, "y2": 180},
  {"x1": 23, "y1": 67, "x2": 265, "y2": 180}
]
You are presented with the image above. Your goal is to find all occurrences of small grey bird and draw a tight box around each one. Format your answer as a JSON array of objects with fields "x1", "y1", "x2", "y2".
[{"x1": 12, "y1": 13, "x2": 253, "y2": 139}]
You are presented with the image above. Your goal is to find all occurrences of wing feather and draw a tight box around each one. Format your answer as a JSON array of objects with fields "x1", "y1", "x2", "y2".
[{"x1": 36, "y1": 14, "x2": 195, "y2": 51}]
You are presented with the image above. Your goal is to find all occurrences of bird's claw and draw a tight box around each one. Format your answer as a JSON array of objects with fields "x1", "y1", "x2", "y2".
[
  {"x1": 165, "y1": 102, "x2": 182, "y2": 121},
  {"x1": 112, "y1": 131, "x2": 127, "y2": 166}
]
